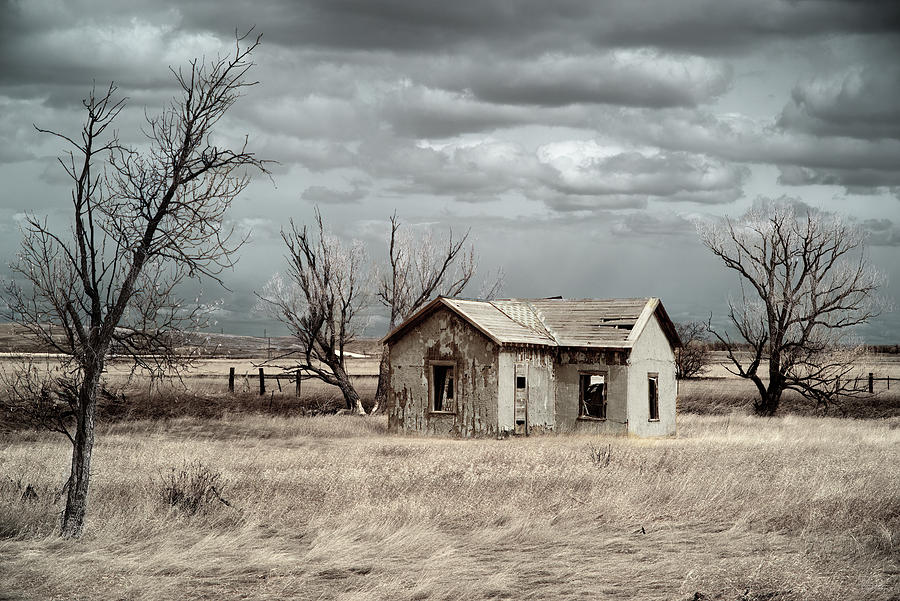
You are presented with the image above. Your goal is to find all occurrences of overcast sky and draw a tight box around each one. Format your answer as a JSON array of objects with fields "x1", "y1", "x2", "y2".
[{"x1": 1, "y1": 0, "x2": 899, "y2": 341}]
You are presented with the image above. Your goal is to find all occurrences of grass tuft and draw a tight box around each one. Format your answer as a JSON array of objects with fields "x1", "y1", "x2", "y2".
[{"x1": 160, "y1": 461, "x2": 232, "y2": 516}]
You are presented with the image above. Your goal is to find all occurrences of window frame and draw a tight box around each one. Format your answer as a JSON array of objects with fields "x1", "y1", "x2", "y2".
[
  {"x1": 428, "y1": 360, "x2": 457, "y2": 415},
  {"x1": 648, "y1": 372, "x2": 660, "y2": 422},
  {"x1": 577, "y1": 370, "x2": 608, "y2": 421}
]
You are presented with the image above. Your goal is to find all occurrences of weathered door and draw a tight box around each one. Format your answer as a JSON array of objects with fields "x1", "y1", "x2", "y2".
[{"x1": 515, "y1": 362, "x2": 528, "y2": 435}]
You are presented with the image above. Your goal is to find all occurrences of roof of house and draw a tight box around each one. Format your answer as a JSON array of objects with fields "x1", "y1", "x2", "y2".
[{"x1": 382, "y1": 296, "x2": 681, "y2": 350}]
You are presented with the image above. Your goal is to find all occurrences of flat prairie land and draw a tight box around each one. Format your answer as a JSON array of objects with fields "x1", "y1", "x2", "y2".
[{"x1": 1, "y1": 414, "x2": 898, "y2": 601}]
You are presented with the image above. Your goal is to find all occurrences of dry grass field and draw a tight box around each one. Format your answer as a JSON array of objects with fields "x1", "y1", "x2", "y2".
[
  {"x1": 1, "y1": 328, "x2": 899, "y2": 599},
  {"x1": 1, "y1": 414, "x2": 899, "y2": 601}
]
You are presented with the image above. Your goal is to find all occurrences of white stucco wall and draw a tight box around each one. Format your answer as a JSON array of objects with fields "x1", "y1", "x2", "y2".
[{"x1": 626, "y1": 314, "x2": 677, "y2": 437}]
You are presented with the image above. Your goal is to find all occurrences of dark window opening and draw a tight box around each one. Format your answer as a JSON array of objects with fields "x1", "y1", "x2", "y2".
[
  {"x1": 433, "y1": 364, "x2": 455, "y2": 412},
  {"x1": 516, "y1": 376, "x2": 527, "y2": 389},
  {"x1": 648, "y1": 374, "x2": 659, "y2": 421},
  {"x1": 579, "y1": 373, "x2": 606, "y2": 419}
]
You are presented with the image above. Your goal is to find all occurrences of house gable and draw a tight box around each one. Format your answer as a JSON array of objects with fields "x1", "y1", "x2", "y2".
[{"x1": 387, "y1": 306, "x2": 501, "y2": 436}]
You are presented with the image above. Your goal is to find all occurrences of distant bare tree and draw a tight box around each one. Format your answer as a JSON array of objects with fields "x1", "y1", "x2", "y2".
[
  {"x1": 373, "y1": 212, "x2": 502, "y2": 411},
  {"x1": 674, "y1": 321, "x2": 710, "y2": 379},
  {"x1": 2, "y1": 33, "x2": 267, "y2": 537},
  {"x1": 697, "y1": 200, "x2": 884, "y2": 415},
  {"x1": 256, "y1": 209, "x2": 370, "y2": 414}
]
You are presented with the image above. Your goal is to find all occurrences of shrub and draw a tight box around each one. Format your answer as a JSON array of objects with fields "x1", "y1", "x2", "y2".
[{"x1": 160, "y1": 461, "x2": 231, "y2": 515}]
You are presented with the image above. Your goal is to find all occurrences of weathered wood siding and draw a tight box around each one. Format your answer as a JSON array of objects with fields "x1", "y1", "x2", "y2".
[{"x1": 387, "y1": 307, "x2": 500, "y2": 436}]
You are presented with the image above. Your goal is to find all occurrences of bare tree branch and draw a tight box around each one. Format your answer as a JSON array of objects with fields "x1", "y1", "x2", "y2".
[
  {"x1": 697, "y1": 199, "x2": 886, "y2": 415},
  {"x1": 2, "y1": 31, "x2": 267, "y2": 537},
  {"x1": 255, "y1": 208, "x2": 371, "y2": 414},
  {"x1": 674, "y1": 321, "x2": 711, "y2": 379},
  {"x1": 372, "y1": 212, "x2": 502, "y2": 410}
]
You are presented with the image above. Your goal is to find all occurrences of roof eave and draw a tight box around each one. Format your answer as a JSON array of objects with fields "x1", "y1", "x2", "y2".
[{"x1": 381, "y1": 297, "x2": 506, "y2": 347}]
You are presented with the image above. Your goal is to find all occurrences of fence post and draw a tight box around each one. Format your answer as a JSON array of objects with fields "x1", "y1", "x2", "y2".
[
  {"x1": 259, "y1": 367, "x2": 265, "y2": 396},
  {"x1": 295, "y1": 370, "x2": 301, "y2": 397},
  {"x1": 228, "y1": 367, "x2": 235, "y2": 393},
  {"x1": 868, "y1": 372, "x2": 874, "y2": 394}
]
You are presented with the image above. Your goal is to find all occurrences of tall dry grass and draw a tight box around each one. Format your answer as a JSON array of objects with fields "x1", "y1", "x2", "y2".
[{"x1": 1, "y1": 414, "x2": 898, "y2": 600}]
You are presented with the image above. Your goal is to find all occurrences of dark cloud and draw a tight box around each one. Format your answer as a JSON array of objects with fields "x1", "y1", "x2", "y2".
[
  {"x1": 301, "y1": 184, "x2": 367, "y2": 204},
  {"x1": 380, "y1": 87, "x2": 548, "y2": 138},
  {"x1": 168, "y1": 0, "x2": 900, "y2": 55},
  {"x1": 351, "y1": 138, "x2": 746, "y2": 210},
  {"x1": 861, "y1": 219, "x2": 900, "y2": 247},
  {"x1": 430, "y1": 52, "x2": 732, "y2": 109},
  {"x1": 610, "y1": 212, "x2": 696, "y2": 237},
  {"x1": 778, "y1": 66, "x2": 900, "y2": 141},
  {"x1": 777, "y1": 165, "x2": 900, "y2": 195},
  {"x1": 537, "y1": 146, "x2": 748, "y2": 205}
]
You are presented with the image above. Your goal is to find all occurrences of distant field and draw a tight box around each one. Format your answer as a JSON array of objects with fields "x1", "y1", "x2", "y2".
[
  {"x1": 0, "y1": 322, "x2": 383, "y2": 358},
  {"x1": 3, "y1": 329, "x2": 900, "y2": 421},
  {"x1": 1, "y1": 414, "x2": 898, "y2": 600},
  {"x1": 0, "y1": 322, "x2": 383, "y2": 420}
]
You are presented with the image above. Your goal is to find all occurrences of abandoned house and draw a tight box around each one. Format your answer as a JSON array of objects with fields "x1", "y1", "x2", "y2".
[{"x1": 382, "y1": 296, "x2": 681, "y2": 438}]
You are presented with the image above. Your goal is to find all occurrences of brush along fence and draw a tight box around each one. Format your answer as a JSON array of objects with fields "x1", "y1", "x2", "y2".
[{"x1": 227, "y1": 367, "x2": 378, "y2": 396}]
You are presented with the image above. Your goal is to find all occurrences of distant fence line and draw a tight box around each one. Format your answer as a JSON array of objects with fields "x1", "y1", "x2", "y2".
[
  {"x1": 231, "y1": 369, "x2": 892, "y2": 397},
  {"x1": 843, "y1": 373, "x2": 894, "y2": 394},
  {"x1": 228, "y1": 367, "x2": 377, "y2": 396}
]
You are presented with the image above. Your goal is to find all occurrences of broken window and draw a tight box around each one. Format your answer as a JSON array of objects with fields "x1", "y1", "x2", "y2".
[
  {"x1": 648, "y1": 373, "x2": 659, "y2": 421},
  {"x1": 432, "y1": 364, "x2": 455, "y2": 412},
  {"x1": 578, "y1": 373, "x2": 606, "y2": 419}
]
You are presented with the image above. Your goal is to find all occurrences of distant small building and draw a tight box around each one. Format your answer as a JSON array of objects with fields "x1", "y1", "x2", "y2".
[{"x1": 382, "y1": 297, "x2": 681, "y2": 437}]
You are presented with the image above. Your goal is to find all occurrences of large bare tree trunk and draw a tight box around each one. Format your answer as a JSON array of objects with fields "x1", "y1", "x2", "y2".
[
  {"x1": 332, "y1": 361, "x2": 364, "y2": 414},
  {"x1": 60, "y1": 361, "x2": 102, "y2": 538},
  {"x1": 372, "y1": 345, "x2": 390, "y2": 412}
]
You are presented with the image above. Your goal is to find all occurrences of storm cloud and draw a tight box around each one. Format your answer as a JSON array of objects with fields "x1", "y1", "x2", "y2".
[{"x1": 1, "y1": 0, "x2": 899, "y2": 340}]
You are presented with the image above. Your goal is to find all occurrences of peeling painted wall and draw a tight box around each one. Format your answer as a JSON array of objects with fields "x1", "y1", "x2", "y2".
[
  {"x1": 626, "y1": 314, "x2": 678, "y2": 437},
  {"x1": 387, "y1": 308, "x2": 499, "y2": 436},
  {"x1": 497, "y1": 347, "x2": 555, "y2": 435},
  {"x1": 554, "y1": 349, "x2": 629, "y2": 435}
]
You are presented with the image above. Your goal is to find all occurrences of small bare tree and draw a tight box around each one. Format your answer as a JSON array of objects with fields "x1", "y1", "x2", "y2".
[
  {"x1": 697, "y1": 200, "x2": 883, "y2": 415},
  {"x1": 674, "y1": 321, "x2": 710, "y2": 379},
  {"x1": 2, "y1": 33, "x2": 267, "y2": 537},
  {"x1": 373, "y1": 212, "x2": 502, "y2": 411},
  {"x1": 256, "y1": 209, "x2": 370, "y2": 414}
]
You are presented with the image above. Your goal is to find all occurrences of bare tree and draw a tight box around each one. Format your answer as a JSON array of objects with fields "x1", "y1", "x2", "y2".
[
  {"x1": 697, "y1": 199, "x2": 883, "y2": 415},
  {"x1": 373, "y1": 212, "x2": 502, "y2": 411},
  {"x1": 256, "y1": 209, "x2": 370, "y2": 414},
  {"x1": 674, "y1": 321, "x2": 711, "y2": 379},
  {"x1": 2, "y1": 33, "x2": 267, "y2": 537}
]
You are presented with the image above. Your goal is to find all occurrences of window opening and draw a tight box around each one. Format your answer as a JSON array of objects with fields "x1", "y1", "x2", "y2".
[
  {"x1": 648, "y1": 374, "x2": 659, "y2": 421},
  {"x1": 516, "y1": 376, "x2": 527, "y2": 389},
  {"x1": 433, "y1": 364, "x2": 454, "y2": 412},
  {"x1": 579, "y1": 373, "x2": 607, "y2": 419}
]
